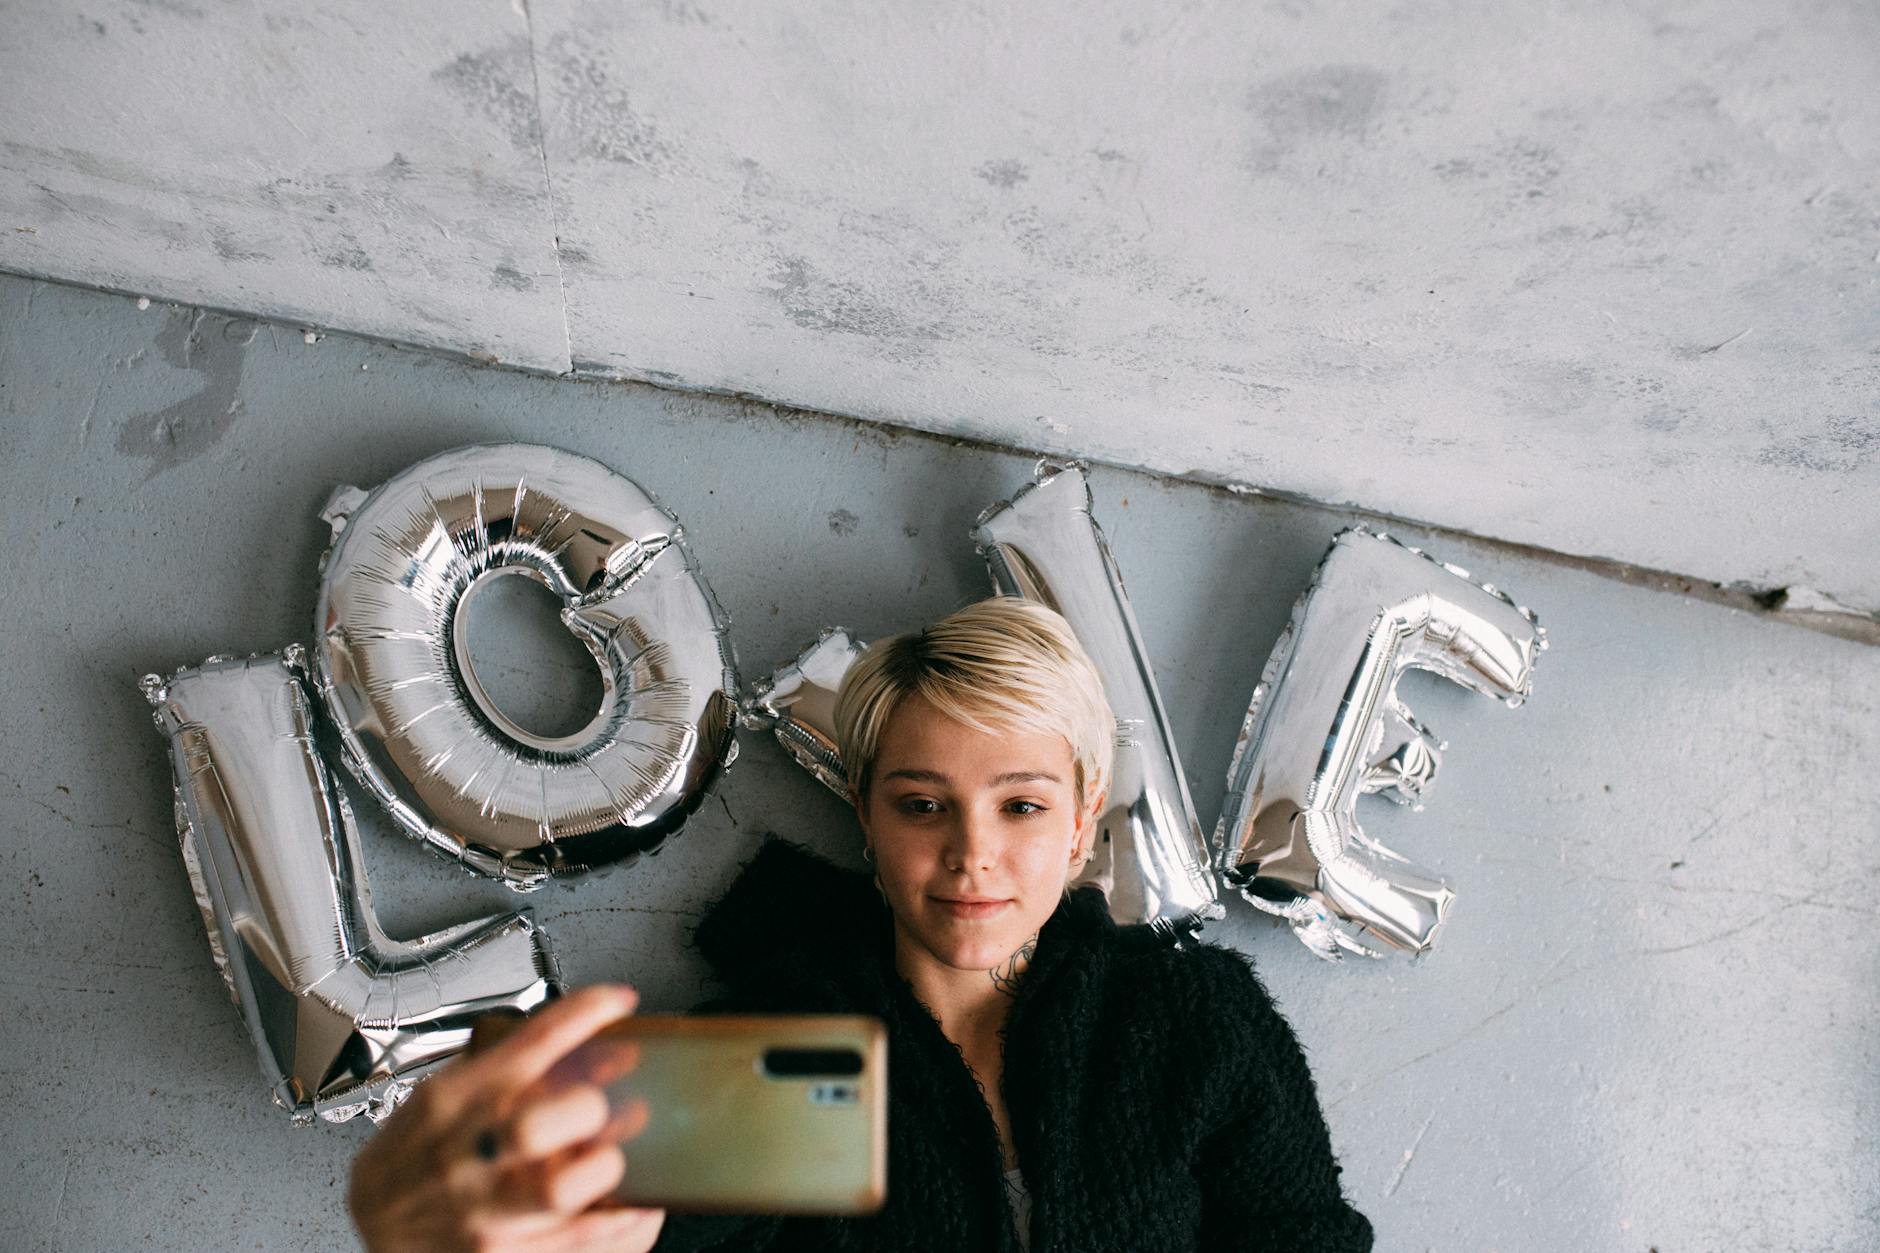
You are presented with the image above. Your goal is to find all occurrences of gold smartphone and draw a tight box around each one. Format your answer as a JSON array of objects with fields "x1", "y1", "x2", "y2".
[{"x1": 576, "y1": 1014, "x2": 888, "y2": 1215}]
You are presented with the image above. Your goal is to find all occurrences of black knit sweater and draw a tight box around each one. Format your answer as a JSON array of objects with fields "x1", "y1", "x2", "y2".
[{"x1": 650, "y1": 838, "x2": 1373, "y2": 1253}]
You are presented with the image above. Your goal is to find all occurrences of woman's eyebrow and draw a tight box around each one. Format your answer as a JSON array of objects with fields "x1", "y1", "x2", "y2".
[
  {"x1": 879, "y1": 768, "x2": 1063, "y2": 786},
  {"x1": 991, "y1": 770, "x2": 1061, "y2": 785},
  {"x1": 881, "y1": 767, "x2": 950, "y2": 783}
]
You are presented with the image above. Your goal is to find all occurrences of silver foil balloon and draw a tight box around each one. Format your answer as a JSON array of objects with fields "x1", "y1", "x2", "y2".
[
  {"x1": 740, "y1": 627, "x2": 868, "y2": 797},
  {"x1": 973, "y1": 460, "x2": 1223, "y2": 936},
  {"x1": 140, "y1": 649, "x2": 560, "y2": 1124},
  {"x1": 1213, "y1": 527, "x2": 1548, "y2": 960},
  {"x1": 313, "y1": 444, "x2": 738, "y2": 889}
]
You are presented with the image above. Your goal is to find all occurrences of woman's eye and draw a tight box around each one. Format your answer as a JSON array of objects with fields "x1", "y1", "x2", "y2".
[
  {"x1": 1006, "y1": 800, "x2": 1046, "y2": 816},
  {"x1": 898, "y1": 798, "x2": 941, "y2": 815}
]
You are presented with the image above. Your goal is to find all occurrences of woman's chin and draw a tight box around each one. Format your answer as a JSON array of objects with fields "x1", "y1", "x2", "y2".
[{"x1": 917, "y1": 921, "x2": 1030, "y2": 972}]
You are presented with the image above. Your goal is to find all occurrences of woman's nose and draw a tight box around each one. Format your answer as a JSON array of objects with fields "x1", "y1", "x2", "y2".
[{"x1": 944, "y1": 807, "x2": 998, "y2": 872}]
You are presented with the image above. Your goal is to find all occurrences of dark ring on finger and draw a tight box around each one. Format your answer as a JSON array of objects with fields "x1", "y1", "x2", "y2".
[{"x1": 473, "y1": 1128, "x2": 501, "y2": 1161}]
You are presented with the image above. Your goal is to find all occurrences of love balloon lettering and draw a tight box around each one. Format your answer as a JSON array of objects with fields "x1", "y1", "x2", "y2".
[{"x1": 142, "y1": 444, "x2": 1545, "y2": 1123}]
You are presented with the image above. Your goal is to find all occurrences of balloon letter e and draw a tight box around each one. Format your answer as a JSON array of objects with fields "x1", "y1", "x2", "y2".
[{"x1": 1213, "y1": 528, "x2": 1546, "y2": 960}]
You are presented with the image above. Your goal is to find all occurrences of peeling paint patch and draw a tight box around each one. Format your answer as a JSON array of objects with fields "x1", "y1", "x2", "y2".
[{"x1": 115, "y1": 307, "x2": 246, "y2": 477}]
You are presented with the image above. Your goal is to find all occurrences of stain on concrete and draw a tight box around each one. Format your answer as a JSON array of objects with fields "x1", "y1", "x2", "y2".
[
  {"x1": 827, "y1": 508, "x2": 859, "y2": 536},
  {"x1": 976, "y1": 159, "x2": 1031, "y2": 189},
  {"x1": 1753, "y1": 414, "x2": 1877, "y2": 473},
  {"x1": 1004, "y1": 206, "x2": 1048, "y2": 256},
  {"x1": 209, "y1": 227, "x2": 268, "y2": 263},
  {"x1": 114, "y1": 306, "x2": 246, "y2": 477},
  {"x1": 544, "y1": 36, "x2": 672, "y2": 170},
  {"x1": 1639, "y1": 405, "x2": 1685, "y2": 433},
  {"x1": 764, "y1": 255, "x2": 933, "y2": 344},
  {"x1": 1498, "y1": 137, "x2": 1563, "y2": 203},
  {"x1": 130, "y1": 0, "x2": 204, "y2": 20},
  {"x1": 433, "y1": 36, "x2": 541, "y2": 154},
  {"x1": 379, "y1": 152, "x2": 416, "y2": 182},
  {"x1": 491, "y1": 261, "x2": 534, "y2": 291},
  {"x1": 1590, "y1": 196, "x2": 1662, "y2": 242},
  {"x1": 316, "y1": 242, "x2": 375, "y2": 271},
  {"x1": 652, "y1": 0, "x2": 719, "y2": 25},
  {"x1": 1245, "y1": 64, "x2": 1388, "y2": 169}
]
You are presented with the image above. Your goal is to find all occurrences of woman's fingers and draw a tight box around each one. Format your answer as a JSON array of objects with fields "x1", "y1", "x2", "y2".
[
  {"x1": 538, "y1": 1205, "x2": 668, "y2": 1253},
  {"x1": 490, "y1": 1138, "x2": 628, "y2": 1217},
  {"x1": 422, "y1": 985, "x2": 638, "y2": 1122},
  {"x1": 507, "y1": 1082, "x2": 611, "y2": 1159},
  {"x1": 466, "y1": 1006, "x2": 530, "y2": 1054},
  {"x1": 595, "y1": 1094, "x2": 651, "y2": 1147},
  {"x1": 498, "y1": 1205, "x2": 668, "y2": 1253},
  {"x1": 544, "y1": 1035, "x2": 641, "y2": 1090}
]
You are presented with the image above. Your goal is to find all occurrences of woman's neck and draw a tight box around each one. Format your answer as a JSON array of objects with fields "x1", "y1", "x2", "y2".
[{"x1": 892, "y1": 922, "x2": 1037, "y2": 1046}]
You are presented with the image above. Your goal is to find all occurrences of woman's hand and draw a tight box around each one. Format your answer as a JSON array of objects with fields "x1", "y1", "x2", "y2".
[{"x1": 347, "y1": 984, "x2": 668, "y2": 1252}]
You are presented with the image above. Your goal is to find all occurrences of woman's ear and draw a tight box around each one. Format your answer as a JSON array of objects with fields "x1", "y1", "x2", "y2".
[{"x1": 851, "y1": 787, "x2": 872, "y2": 847}]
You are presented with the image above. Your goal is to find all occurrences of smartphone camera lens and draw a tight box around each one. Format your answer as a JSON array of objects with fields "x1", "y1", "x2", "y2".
[{"x1": 762, "y1": 1047, "x2": 864, "y2": 1077}]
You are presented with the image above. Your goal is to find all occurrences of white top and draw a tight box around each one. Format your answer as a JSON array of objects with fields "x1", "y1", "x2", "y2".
[{"x1": 1003, "y1": 1166, "x2": 1033, "y2": 1251}]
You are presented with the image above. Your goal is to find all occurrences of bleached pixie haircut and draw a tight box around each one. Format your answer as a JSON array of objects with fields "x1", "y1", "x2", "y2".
[{"x1": 832, "y1": 596, "x2": 1116, "y2": 809}]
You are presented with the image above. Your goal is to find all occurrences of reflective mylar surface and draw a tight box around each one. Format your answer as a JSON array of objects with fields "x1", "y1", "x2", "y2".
[
  {"x1": 973, "y1": 461, "x2": 1222, "y2": 936},
  {"x1": 1214, "y1": 527, "x2": 1547, "y2": 960},
  {"x1": 141, "y1": 650, "x2": 560, "y2": 1123},
  {"x1": 740, "y1": 627, "x2": 867, "y2": 797},
  {"x1": 313, "y1": 444, "x2": 738, "y2": 888}
]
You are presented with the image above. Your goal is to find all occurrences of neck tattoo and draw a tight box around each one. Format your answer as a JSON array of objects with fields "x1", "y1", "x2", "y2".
[{"x1": 989, "y1": 932, "x2": 1039, "y2": 997}]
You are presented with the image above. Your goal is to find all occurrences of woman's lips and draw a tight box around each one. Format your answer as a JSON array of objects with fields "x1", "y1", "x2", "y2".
[{"x1": 932, "y1": 896, "x2": 1010, "y2": 920}]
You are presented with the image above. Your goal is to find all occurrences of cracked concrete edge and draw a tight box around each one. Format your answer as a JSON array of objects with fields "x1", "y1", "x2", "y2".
[
  {"x1": 9, "y1": 266, "x2": 1875, "y2": 647},
  {"x1": 564, "y1": 359, "x2": 1880, "y2": 649}
]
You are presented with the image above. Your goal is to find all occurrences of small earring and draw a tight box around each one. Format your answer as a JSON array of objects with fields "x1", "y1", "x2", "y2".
[{"x1": 862, "y1": 845, "x2": 874, "y2": 863}]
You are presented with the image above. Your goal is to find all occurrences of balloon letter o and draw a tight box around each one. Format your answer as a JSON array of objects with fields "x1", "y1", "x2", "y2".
[{"x1": 313, "y1": 443, "x2": 737, "y2": 889}]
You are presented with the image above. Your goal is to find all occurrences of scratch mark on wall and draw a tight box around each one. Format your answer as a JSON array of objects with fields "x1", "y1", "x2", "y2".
[
  {"x1": 1634, "y1": 896, "x2": 1817, "y2": 958},
  {"x1": 517, "y1": 0, "x2": 573, "y2": 372},
  {"x1": 79, "y1": 376, "x2": 103, "y2": 449},
  {"x1": 1383, "y1": 1113, "x2": 1434, "y2": 1197},
  {"x1": 48, "y1": 1157, "x2": 75, "y2": 1231}
]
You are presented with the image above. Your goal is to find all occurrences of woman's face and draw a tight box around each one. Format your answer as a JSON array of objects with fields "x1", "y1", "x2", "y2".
[{"x1": 854, "y1": 693, "x2": 1098, "y2": 974}]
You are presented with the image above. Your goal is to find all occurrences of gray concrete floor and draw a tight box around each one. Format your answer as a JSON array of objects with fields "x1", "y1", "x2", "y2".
[{"x1": 2, "y1": 273, "x2": 1876, "y2": 1251}]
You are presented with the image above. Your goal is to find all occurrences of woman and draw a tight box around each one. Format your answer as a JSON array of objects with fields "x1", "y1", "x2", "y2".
[{"x1": 349, "y1": 597, "x2": 1373, "y2": 1252}]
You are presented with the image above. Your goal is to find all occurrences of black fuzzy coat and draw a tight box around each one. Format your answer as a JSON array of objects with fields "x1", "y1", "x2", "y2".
[{"x1": 651, "y1": 838, "x2": 1373, "y2": 1253}]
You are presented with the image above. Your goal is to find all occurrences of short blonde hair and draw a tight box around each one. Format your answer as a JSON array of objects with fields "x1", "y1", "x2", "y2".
[{"x1": 833, "y1": 596, "x2": 1116, "y2": 807}]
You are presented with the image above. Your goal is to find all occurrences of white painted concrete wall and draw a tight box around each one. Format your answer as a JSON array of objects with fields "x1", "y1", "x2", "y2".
[
  {"x1": 2, "y1": 1, "x2": 1876, "y2": 615},
  {"x1": 2, "y1": 275, "x2": 1876, "y2": 1251}
]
